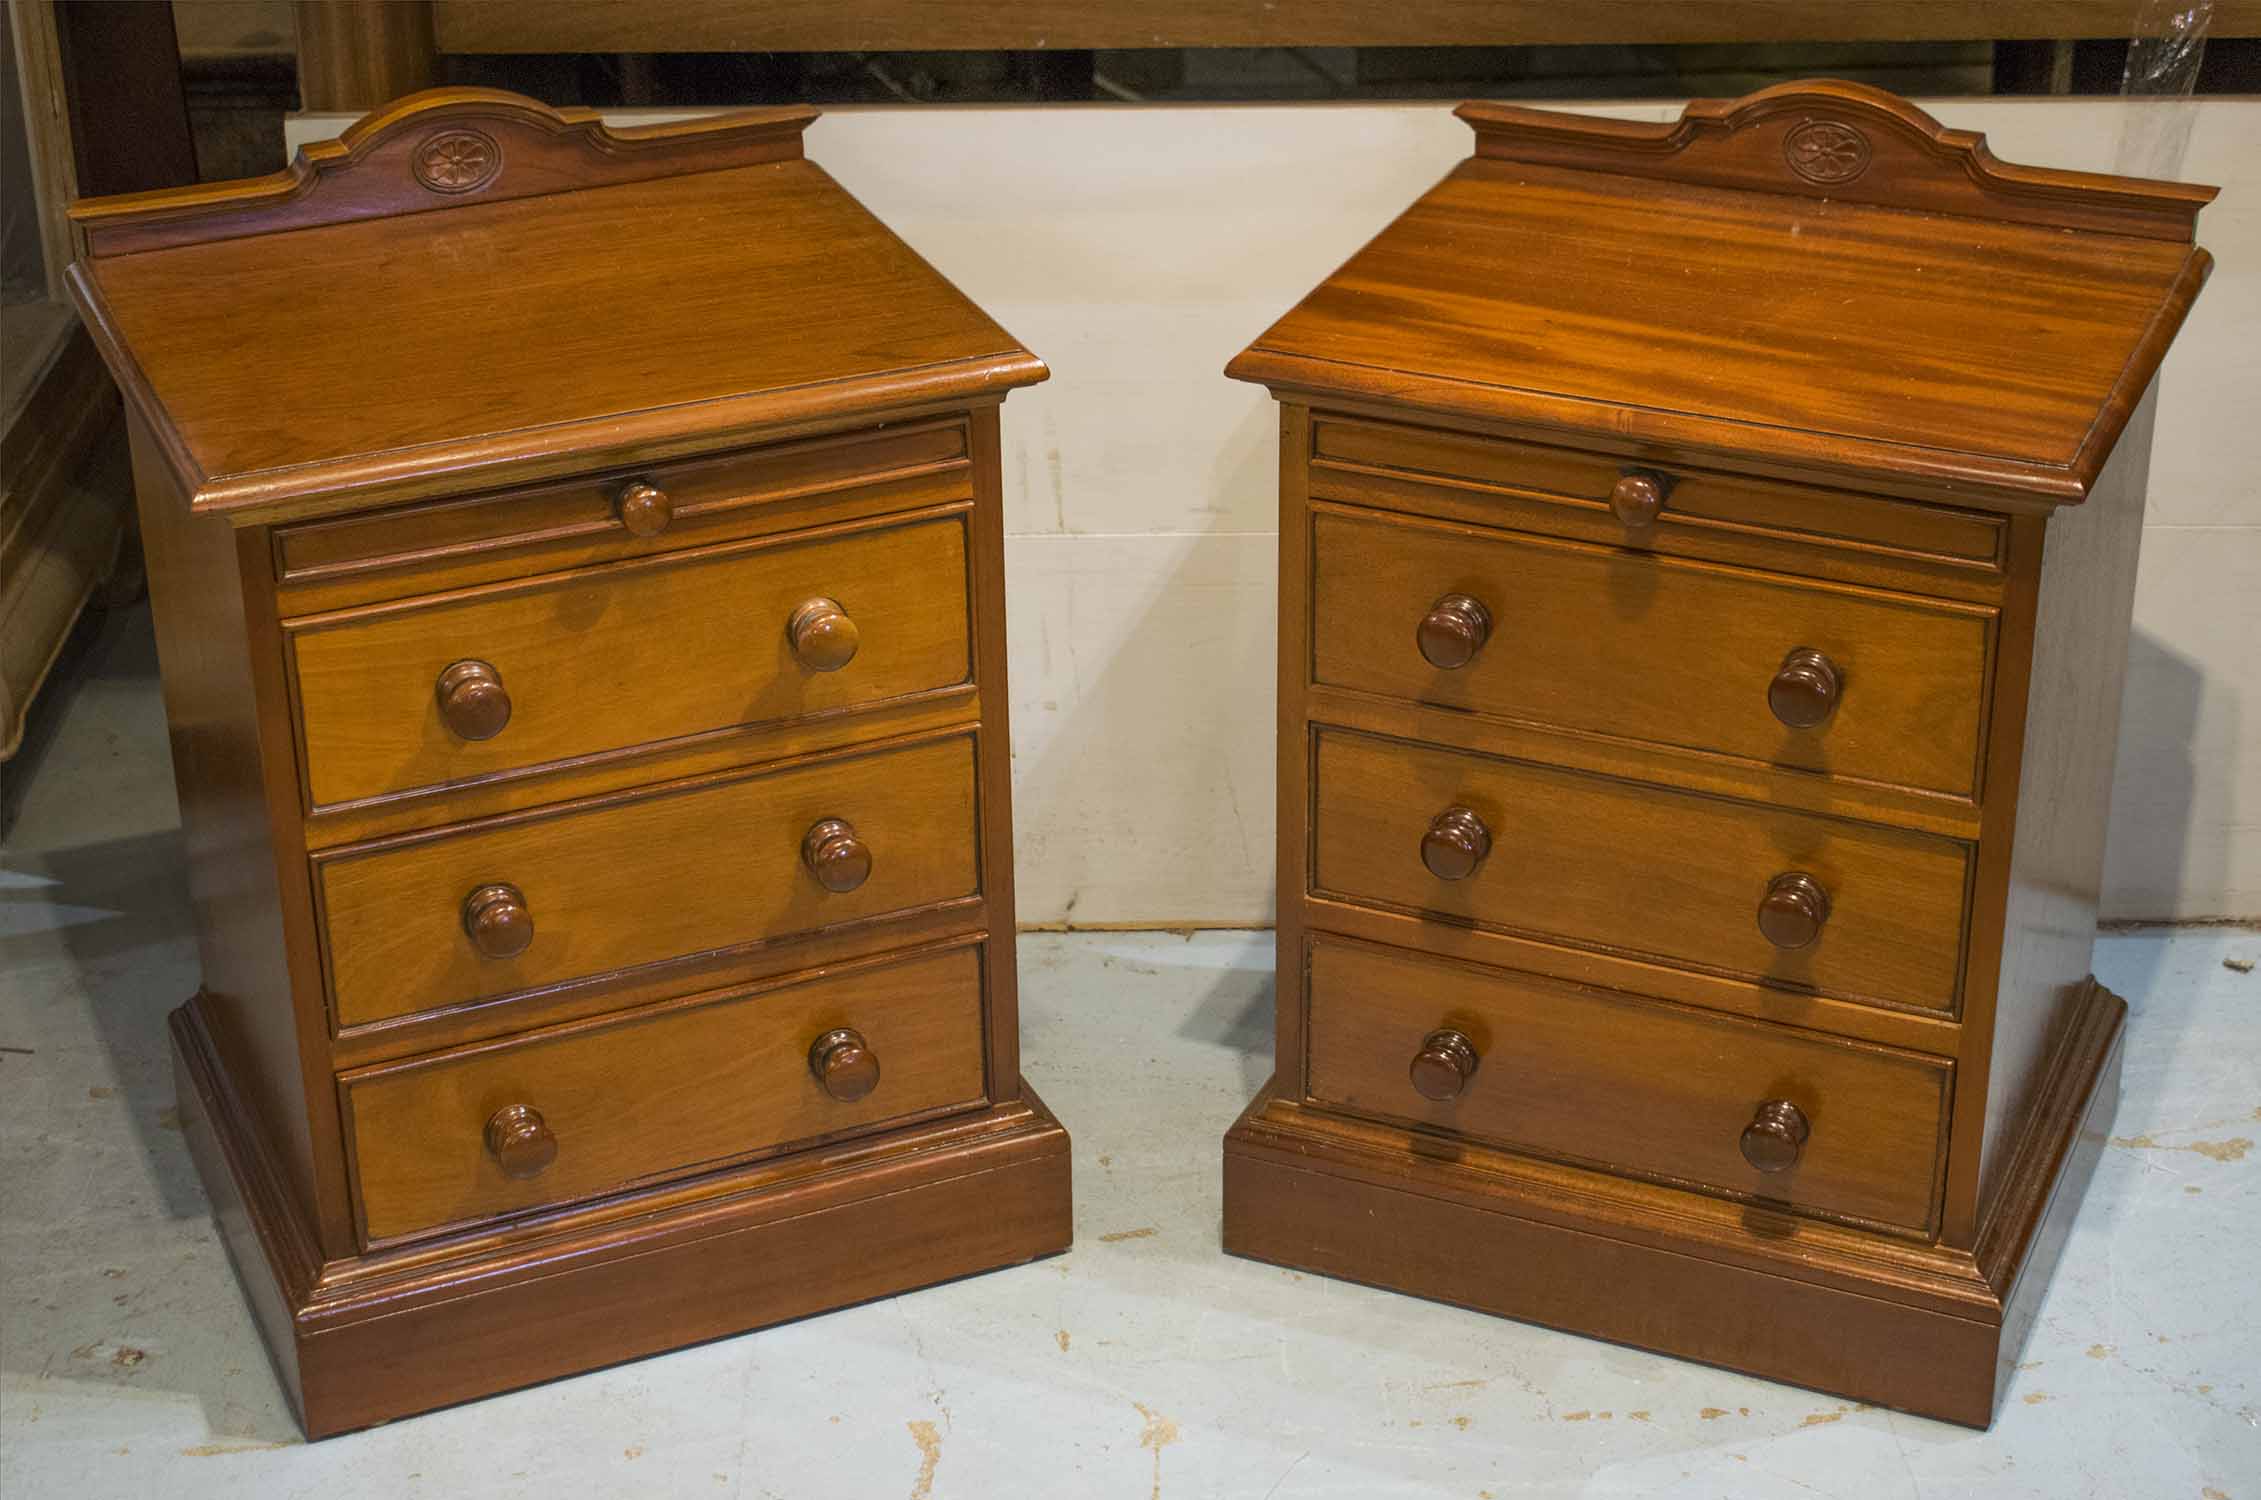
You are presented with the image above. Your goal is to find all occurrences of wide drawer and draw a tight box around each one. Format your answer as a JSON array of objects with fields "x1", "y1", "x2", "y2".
[
  {"x1": 317, "y1": 733, "x2": 979, "y2": 1031},
  {"x1": 1310, "y1": 504, "x2": 1993, "y2": 798},
  {"x1": 1304, "y1": 937, "x2": 1950, "y2": 1234},
  {"x1": 288, "y1": 509, "x2": 971, "y2": 809},
  {"x1": 343, "y1": 944, "x2": 988, "y2": 1244},
  {"x1": 1312, "y1": 728, "x2": 1970, "y2": 1016}
]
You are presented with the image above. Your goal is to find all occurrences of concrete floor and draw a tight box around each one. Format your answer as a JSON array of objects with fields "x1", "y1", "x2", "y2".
[{"x1": 3, "y1": 605, "x2": 2256, "y2": 1499}]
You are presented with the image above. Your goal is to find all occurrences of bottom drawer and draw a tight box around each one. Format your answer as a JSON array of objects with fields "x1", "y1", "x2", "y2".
[
  {"x1": 344, "y1": 945, "x2": 988, "y2": 1244},
  {"x1": 1304, "y1": 937, "x2": 1949, "y2": 1234}
]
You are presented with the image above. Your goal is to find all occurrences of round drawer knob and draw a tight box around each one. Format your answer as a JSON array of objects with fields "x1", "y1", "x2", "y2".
[
  {"x1": 1409, "y1": 1028, "x2": 1480, "y2": 1102},
  {"x1": 435, "y1": 659, "x2": 511, "y2": 741},
  {"x1": 802, "y1": 818, "x2": 872, "y2": 893},
  {"x1": 1416, "y1": 594, "x2": 1493, "y2": 670},
  {"x1": 1739, "y1": 1099, "x2": 1811, "y2": 1173},
  {"x1": 1768, "y1": 647, "x2": 1841, "y2": 729},
  {"x1": 1609, "y1": 469, "x2": 1670, "y2": 528},
  {"x1": 809, "y1": 1027, "x2": 881, "y2": 1102},
  {"x1": 484, "y1": 1103, "x2": 558, "y2": 1179},
  {"x1": 616, "y1": 480, "x2": 674, "y2": 537},
  {"x1": 1420, "y1": 806, "x2": 1492, "y2": 882},
  {"x1": 461, "y1": 882, "x2": 533, "y2": 959},
  {"x1": 1757, "y1": 871, "x2": 1831, "y2": 950},
  {"x1": 788, "y1": 596, "x2": 860, "y2": 672}
]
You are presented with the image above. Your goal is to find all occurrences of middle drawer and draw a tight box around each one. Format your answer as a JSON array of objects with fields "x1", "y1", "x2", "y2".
[
  {"x1": 1312, "y1": 728, "x2": 1971, "y2": 1017},
  {"x1": 315, "y1": 733, "x2": 979, "y2": 1031}
]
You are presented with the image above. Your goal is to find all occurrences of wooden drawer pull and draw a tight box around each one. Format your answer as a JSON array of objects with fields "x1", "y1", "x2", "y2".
[
  {"x1": 1420, "y1": 806, "x2": 1492, "y2": 881},
  {"x1": 1757, "y1": 871, "x2": 1831, "y2": 950},
  {"x1": 484, "y1": 1103, "x2": 558, "y2": 1179},
  {"x1": 788, "y1": 596, "x2": 860, "y2": 672},
  {"x1": 1740, "y1": 1099, "x2": 1811, "y2": 1173},
  {"x1": 1416, "y1": 593, "x2": 1492, "y2": 670},
  {"x1": 615, "y1": 479, "x2": 674, "y2": 537},
  {"x1": 1609, "y1": 468, "x2": 1672, "y2": 528},
  {"x1": 1409, "y1": 1027, "x2": 1479, "y2": 1102},
  {"x1": 809, "y1": 1027, "x2": 881, "y2": 1102},
  {"x1": 802, "y1": 817, "x2": 872, "y2": 893},
  {"x1": 435, "y1": 658, "x2": 511, "y2": 741},
  {"x1": 461, "y1": 882, "x2": 534, "y2": 959},
  {"x1": 1768, "y1": 647, "x2": 1841, "y2": 729}
]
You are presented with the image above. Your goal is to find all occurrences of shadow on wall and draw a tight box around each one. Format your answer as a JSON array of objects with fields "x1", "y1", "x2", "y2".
[{"x1": 2100, "y1": 628, "x2": 2222, "y2": 953}]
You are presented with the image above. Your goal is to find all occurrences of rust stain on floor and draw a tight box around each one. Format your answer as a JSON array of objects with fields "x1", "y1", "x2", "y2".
[
  {"x1": 1099, "y1": 1227, "x2": 1158, "y2": 1243},
  {"x1": 906, "y1": 1419, "x2": 942, "y2": 1500},
  {"x1": 1134, "y1": 1403, "x2": 1178, "y2": 1500}
]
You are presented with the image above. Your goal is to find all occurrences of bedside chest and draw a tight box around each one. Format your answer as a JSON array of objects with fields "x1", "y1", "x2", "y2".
[
  {"x1": 1222, "y1": 81, "x2": 2215, "y2": 1426},
  {"x1": 68, "y1": 89, "x2": 1069, "y2": 1436}
]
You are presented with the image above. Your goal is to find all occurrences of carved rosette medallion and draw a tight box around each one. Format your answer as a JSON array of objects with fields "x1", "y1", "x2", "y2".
[
  {"x1": 413, "y1": 129, "x2": 503, "y2": 195},
  {"x1": 1783, "y1": 120, "x2": 1871, "y2": 185}
]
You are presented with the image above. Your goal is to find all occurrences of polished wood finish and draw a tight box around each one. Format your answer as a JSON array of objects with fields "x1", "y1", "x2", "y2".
[
  {"x1": 1226, "y1": 84, "x2": 2210, "y2": 1427},
  {"x1": 1315, "y1": 728, "x2": 1970, "y2": 1016},
  {"x1": 68, "y1": 91, "x2": 1044, "y2": 520},
  {"x1": 1309, "y1": 504, "x2": 1993, "y2": 798},
  {"x1": 75, "y1": 90, "x2": 1063, "y2": 1436},
  {"x1": 289, "y1": 509, "x2": 972, "y2": 808},
  {"x1": 483, "y1": 1102, "x2": 558, "y2": 1180},
  {"x1": 345, "y1": 946, "x2": 986, "y2": 1243},
  {"x1": 1307, "y1": 938, "x2": 1948, "y2": 1233},
  {"x1": 788, "y1": 595, "x2": 860, "y2": 672},
  {"x1": 318, "y1": 731, "x2": 978, "y2": 1030}
]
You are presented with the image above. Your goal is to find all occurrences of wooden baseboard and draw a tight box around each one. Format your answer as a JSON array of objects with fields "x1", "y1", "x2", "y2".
[
  {"x1": 172, "y1": 994, "x2": 1073, "y2": 1438},
  {"x1": 1222, "y1": 978, "x2": 2126, "y2": 1428}
]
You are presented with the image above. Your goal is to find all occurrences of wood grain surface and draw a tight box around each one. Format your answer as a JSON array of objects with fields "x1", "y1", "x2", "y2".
[
  {"x1": 317, "y1": 731, "x2": 980, "y2": 1029},
  {"x1": 1312, "y1": 728, "x2": 1972, "y2": 1016},
  {"x1": 1310, "y1": 502, "x2": 1994, "y2": 798},
  {"x1": 1305, "y1": 937, "x2": 1949, "y2": 1232},
  {"x1": 343, "y1": 945, "x2": 987, "y2": 1243},
  {"x1": 290, "y1": 510, "x2": 971, "y2": 807}
]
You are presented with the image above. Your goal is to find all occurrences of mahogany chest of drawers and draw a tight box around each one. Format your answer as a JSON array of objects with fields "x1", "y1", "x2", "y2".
[
  {"x1": 69, "y1": 89, "x2": 1069, "y2": 1436},
  {"x1": 1222, "y1": 82, "x2": 2215, "y2": 1426}
]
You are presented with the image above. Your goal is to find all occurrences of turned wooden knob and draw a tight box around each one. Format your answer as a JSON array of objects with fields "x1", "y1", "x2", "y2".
[
  {"x1": 1416, "y1": 594, "x2": 1492, "y2": 670},
  {"x1": 1768, "y1": 647, "x2": 1841, "y2": 729},
  {"x1": 809, "y1": 1027, "x2": 881, "y2": 1102},
  {"x1": 484, "y1": 1103, "x2": 557, "y2": 1179},
  {"x1": 1409, "y1": 1028, "x2": 1479, "y2": 1102},
  {"x1": 615, "y1": 479, "x2": 674, "y2": 537},
  {"x1": 802, "y1": 818, "x2": 872, "y2": 893},
  {"x1": 1420, "y1": 806, "x2": 1492, "y2": 881},
  {"x1": 1740, "y1": 1099, "x2": 1811, "y2": 1173},
  {"x1": 461, "y1": 882, "x2": 534, "y2": 959},
  {"x1": 788, "y1": 596, "x2": 859, "y2": 672},
  {"x1": 1757, "y1": 871, "x2": 1831, "y2": 950},
  {"x1": 435, "y1": 659, "x2": 511, "y2": 741},
  {"x1": 1609, "y1": 470, "x2": 1670, "y2": 528}
]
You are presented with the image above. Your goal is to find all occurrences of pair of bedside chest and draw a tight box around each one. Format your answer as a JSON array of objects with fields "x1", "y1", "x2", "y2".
[{"x1": 73, "y1": 82, "x2": 2209, "y2": 1436}]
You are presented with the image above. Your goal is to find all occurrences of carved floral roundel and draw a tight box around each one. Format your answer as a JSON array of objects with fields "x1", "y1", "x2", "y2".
[
  {"x1": 413, "y1": 128, "x2": 503, "y2": 194},
  {"x1": 1783, "y1": 120, "x2": 1872, "y2": 185}
]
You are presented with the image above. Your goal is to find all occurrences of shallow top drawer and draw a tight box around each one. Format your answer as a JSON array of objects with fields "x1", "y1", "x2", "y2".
[
  {"x1": 1312, "y1": 504, "x2": 1995, "y2": 800},
  {"x1": 272, "y1": 420, "x2": 972, "y2": 608},
  {"x1": 288, "y1": 510, "x2": 970, "y2": 810}
]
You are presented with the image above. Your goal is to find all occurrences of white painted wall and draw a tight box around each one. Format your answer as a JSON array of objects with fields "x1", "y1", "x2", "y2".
[{"x1": 290, "y1": 98, "x2": 2261, "y2": 923}]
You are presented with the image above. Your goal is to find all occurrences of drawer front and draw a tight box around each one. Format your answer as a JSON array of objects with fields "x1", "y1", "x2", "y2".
[
  {"x1": 344, "y1": 945, "x2": 988, "y2": 1243},
  {"x1": 1305, "y1": 938, "x2": 1950, "y2": 1233},
  {"x1": 290, "y1": 511, "x2": 971, "y2": 809},
  {"x1": 273, "y1": 420, "x2": 971, "y2": 599},
  {"x1": 1311, "y1": 505, "x2": 1992, "y2": 798},
  {"x1": 1313, "y1": 729, "x2": 1970, "y2": 1016},
  {"x1": 318, "y1": 734, "x2": 979, "y2": 1031}
]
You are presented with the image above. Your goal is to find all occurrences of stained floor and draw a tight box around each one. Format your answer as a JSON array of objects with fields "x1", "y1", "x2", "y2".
[{"x1": 2, "y1": 606, "x2": 2255, "y2": 1498}]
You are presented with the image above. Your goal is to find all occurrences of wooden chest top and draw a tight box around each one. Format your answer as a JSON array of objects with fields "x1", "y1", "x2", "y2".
[
  {"x1": 67, "y1": 90, "x2": 1045, "y2": 523},
  {"x1": 1228, "y1": 81, "x2": 2214, "y2": 510}
]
